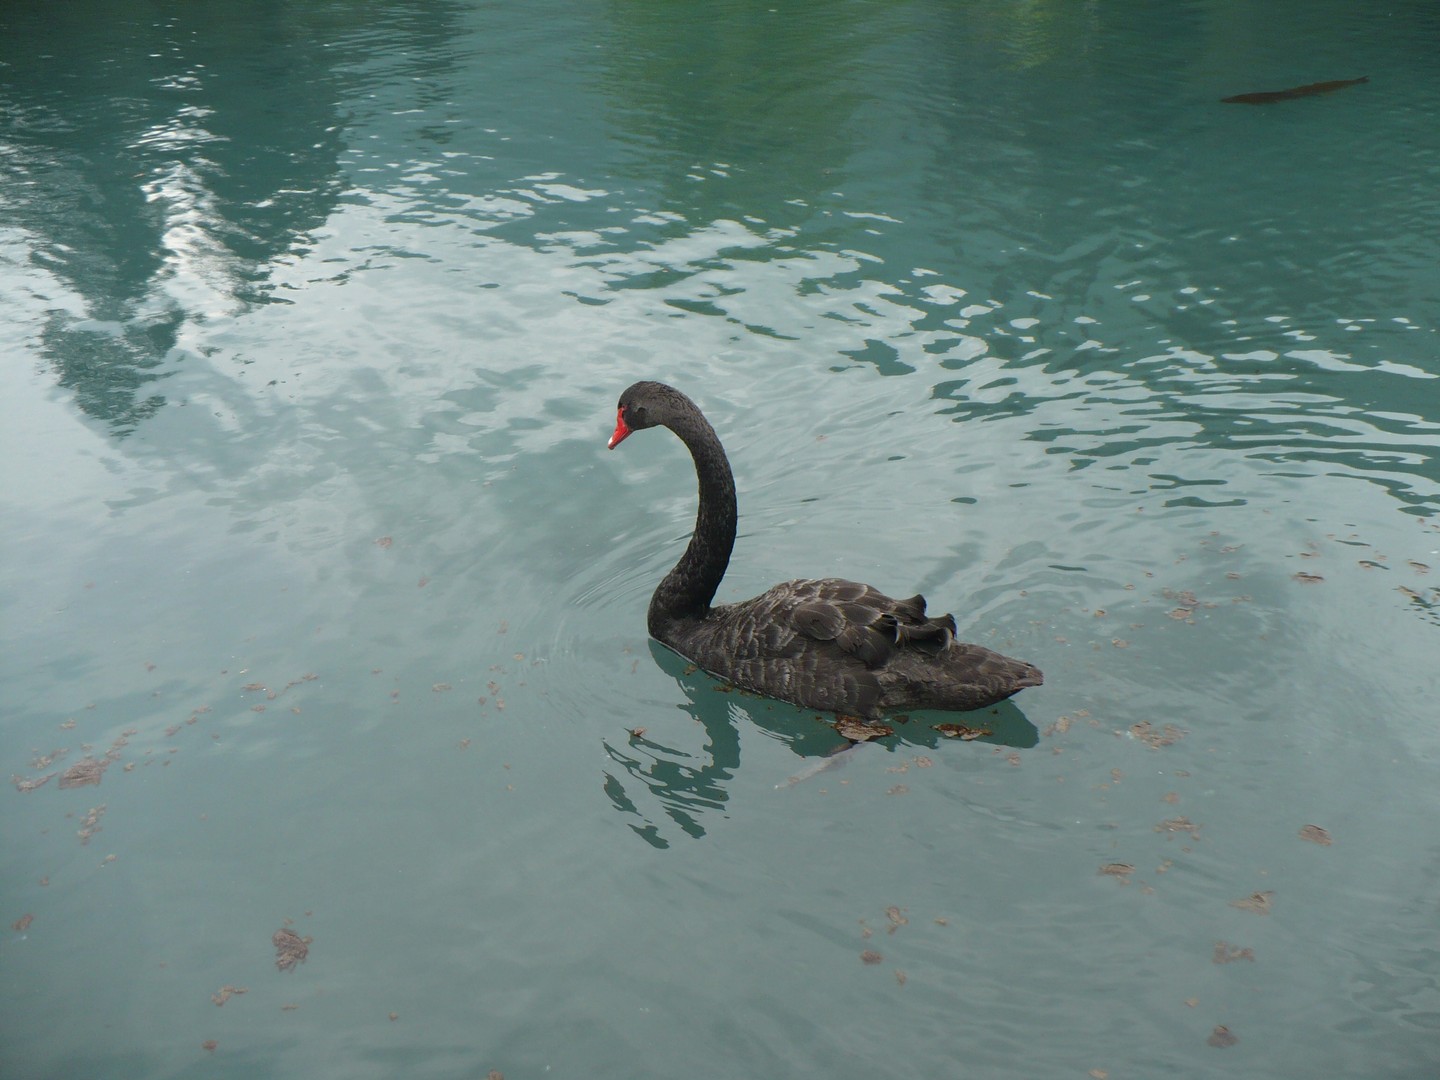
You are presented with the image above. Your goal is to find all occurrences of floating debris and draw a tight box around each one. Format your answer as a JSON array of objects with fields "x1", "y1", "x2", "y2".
[
  {"x1": 1155, "y1": 816, "x2": 1202, "y2": 841},
  {"x1": 1230, "y1": 891, "x2": 1274, "y2": 915},
  {"x1": 860, "y1": 949, "x2": 883, "y2": 965},
  {"x1": 933, "y1": 723, "x2": 991, "y2": 740},
  {"x1": 1299, "y1": 824, "x2": 1333, "y2": 846},
  {"x1": 1207, "y1": 1025, "x2": 1239, "y2": 1048},
  {"x1": 58, "y1": 758, "x2": 106, "y2": 789},
  {"x1": 894, "y1": 969, "x2": 907, "y2": 986},
  {"x1": 1129, "y1": 721, "x2": 1185, "y2": 748},
  {"x1": 13, "y1": 914, "x2": 33, "y2": 932},
  {"x1": 211, "y1": 985, "x2": 247, "y2": 1006},
  {"x1": 1221, "y1": 75, "x2": 1367, "y2": 105},
  {"x1": 627, "y1": 727, "x2": 647, "y2": 740},
  {"x1": 12, "y1": 773, "x2": 55, "y2": 794},
  {"x1": 77, "y1": 805, "x2": 107, "y2": 845},
  {"x1": 886, "y1": 784, "x2": 910, "y2": 796},
  {"x1": 431, "y1": 683, "x2": 452, "y2": 693},
  {"x1": 1212, "y1": 942, "x2": 1254, "y2": 964},
  {"x1": 273, "y1": 928, "x2": 312, "y2": 972},
  {"x1": 884, "y1": 906, "x2": 908, "y2": 933},
  {"x1": 1292, "y1": 572, "x2": 1324, "y2": 585},
  {"x1": 1098, "y1": 863, "x2": 1136, "y2": 882},
  {"x1": 834, "y1": 717, "x2": 892, "y2": 742},
  {"x1": 202, "y1": 1040, "x2": 218, "y2": 1053},
  {"x1": 374, "y1": 537, "x2": 393, "y2": 549}
]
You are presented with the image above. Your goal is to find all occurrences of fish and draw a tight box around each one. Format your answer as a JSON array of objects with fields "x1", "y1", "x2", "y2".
[{"x1": 1222, "y1": 76, "x2": 1368, "y2": 105}]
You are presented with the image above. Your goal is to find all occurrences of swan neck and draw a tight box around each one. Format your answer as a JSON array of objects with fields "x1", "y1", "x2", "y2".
[{"x1": 648, "y1": 409, "x2": 736, "y2": 633}]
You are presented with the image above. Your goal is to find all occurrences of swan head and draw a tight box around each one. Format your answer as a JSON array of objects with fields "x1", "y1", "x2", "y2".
[{"x1": 608, "y1": 381, "x2": 692, "y2": 449}]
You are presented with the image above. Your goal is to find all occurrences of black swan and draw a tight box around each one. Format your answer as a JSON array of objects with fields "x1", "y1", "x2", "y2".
[{"x1": 607, "y1": 381, "x2": 1042, "y2": 719}]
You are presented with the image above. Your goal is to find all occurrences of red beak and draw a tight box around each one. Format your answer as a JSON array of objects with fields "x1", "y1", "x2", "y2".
[{"x1": 607, "y1": 407, "x2": 632, "y2": 450}]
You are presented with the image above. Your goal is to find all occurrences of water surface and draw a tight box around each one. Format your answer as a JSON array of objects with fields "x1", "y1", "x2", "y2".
[{"x1": 3, "y1": 2, "x2": 1439, "y2": 1078}]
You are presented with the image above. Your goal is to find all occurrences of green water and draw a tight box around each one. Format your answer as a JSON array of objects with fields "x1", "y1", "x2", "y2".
[{"x1": 3, "y1": 2, "x2": 1439, "y2": 1077}]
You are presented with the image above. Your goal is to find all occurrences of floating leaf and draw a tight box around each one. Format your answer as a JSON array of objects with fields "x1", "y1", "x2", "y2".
[
  {"x1": 1129, "y1": 721, "x2": 1184, "y2": 748},
  {"x1": 1212, "y1": 942, "x2": 1254, "y2": 964},
  {"x1": 1230, "y1": 891, "x2": 1273, "y2": 915},
  {"x1": 273, "y1": 928, "x2": 312, "y2": 972},
  {"x1": 211, "y1": 985, "x2": 247, "y2": 1006},
  {"x1": 1299, "y1": 824, "x2": 1332, "y2": 846},
  {"x1": 860, "y1": 949, "x2": 883, "y2": 965},
  {"x1": 1207, "y1": 1026, "x2": 1238, "y2": 1048},
  {"x1": 933, "y1": 723, "x2": 991, "y2": 740},
  {"x1": 835, "y1": 717, "x2": 892, "y2": 742},
  {"x1": 58, "y1": 758, "x2": 105, "y2": 789}
]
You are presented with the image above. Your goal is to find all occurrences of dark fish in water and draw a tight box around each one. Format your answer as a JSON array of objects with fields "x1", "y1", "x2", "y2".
[{"x1": 1222, "y1": 76, "x2": 1368, "y2": 105}]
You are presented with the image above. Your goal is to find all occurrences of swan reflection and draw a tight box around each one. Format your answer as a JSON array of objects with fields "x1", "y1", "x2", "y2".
[{"x1": 602, "y1": 642, "x2": 1037, "y2": 848}]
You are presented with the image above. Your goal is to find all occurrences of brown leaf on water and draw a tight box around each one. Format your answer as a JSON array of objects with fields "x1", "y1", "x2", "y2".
[
  {"x1": 1409, "y1": 561, "x2": 1430, "y2": 574},
  {"x1": 1299, "y1": 824, "x2": 1332, "y2": 846},
  {"x1": 1130, "y1": 721, "x2": 1185, "y2": 748},
  {"x1": 886, "y1": 784, "x2": 910, "y2": 796},
  {"x1": 1155, "y1": 816, "x2": 1202, "y2": 841},
  {"x1": 884, "y1": 906, "x2": 908, "y2": 933},
  {"x1": 933, "y1": 723, "x2": 991, "y2": 740},
  {"x1": 12, "y1": 773, "x2": 55, "y2": 793},
  {"x1": 1230, "y1": 891, "x2": 1273, "y2": 915},
  {"x1": 1163, "y1": 792, "x2": 1180, "y2": 804},
  {"x1": 273, "y1": 928, "x2": 312, "y2": 972},
  {"x1": 431, "y1": 683, "x2": 452, "y2": 693},
  {"x1": 894, "y1": 969, "x2": 907, "y2": 986},
  {"x1": 1089, "y1": 1071, "x2": 1109, "y2": 1080},
  {"x1": 1098, "y1": 863, "x2": 1135, "y2": 882},
  {"x1": 1207, "y1": 1026, "x2": 1238, "y2": 1048},
  {"x1": 1212, "y1": 942, "x2": 1254, "y2": 964},
  {"x1": 374, "y1": 536, "x2": 393, "y2": 549},
  {"x1": 627, "y1": 727, "x2": 646, "y2": 740},
  {"x1": 13, "y1": 914, "x2": 33, "y2": 932},
  {"x1": 489, "y1": 1072, "x2": 504, "y2": 1080},
  {"x1": 202, "y1": 1040, "x2": 218, "y2": 1053},
  {"x1": 58, "y1": 758, "x2": 105, "y2": 789},
  {"x1": 860, "y1": 949, "x2": 883, "y2": 965},
  {"x1": 388, "y1": 1012, "x2": 399, "y2": 1021},
  {"x1": 834, "y1": 717, "x2": 892, "y2": 742},
  {"x1": 77, "y1": 805, "x2": 106, "y2": 845},
  {"x1": 1292, "y1": 572, "x2": 1324, "y2": 585},
  {"x1": 211, "y1": 985, "x2": 247, "y2": 1006}
]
